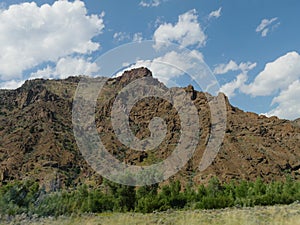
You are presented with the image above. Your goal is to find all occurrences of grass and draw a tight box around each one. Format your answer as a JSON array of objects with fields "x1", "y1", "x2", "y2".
[{"x1": 3, "y1": 203, "x2": 300, "y2": 225}]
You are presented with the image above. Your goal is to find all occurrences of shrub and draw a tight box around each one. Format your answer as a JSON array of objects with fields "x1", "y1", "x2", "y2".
[{"x1": 1, "y1": 177, "x2": 300, "y2": 217}]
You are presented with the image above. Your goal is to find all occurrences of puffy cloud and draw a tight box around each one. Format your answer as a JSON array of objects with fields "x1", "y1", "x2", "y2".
[
  {"x1": 30, "y1": 57, "x2": 100, "y2": 80},
  {"x1": 214, "y1": 60, "x2": 256, "y2": 75},
  {"x1": 29, "y1": 66, "x2": 54, "y2": 80},
  {"x1": 55, "y1": 57, "x2": 100, "y2": 79},
  {"x1": 243, "y1": 51, "x2": 300, "y2": 96},
  {"x1": 0, "y1": 79, "x2": 25, "y2": 89},
  {"x1": 115, "y1": 50, "x2": 204, "y2": 85},
  {"x1": 245, "y1": 51, "x2": 300, "y2": 120},
  {"x1": 146, "y1": 50, "x2": 204, "y2": 84},
  {"x1": 265, "y1": 80, "x2": 300, "y2": 119},
  {"x1": 239, "y1": 62, "x2": 257, "y2": 73},
  {"x1": 214, "y1": 60, "x2": 238, "y2": 74},
  {"x1": 256, "y1": 17, "x2": 279, "y2": 37},
  {"x1": 0, "y1": 0, "x2": 104, "y2": 81},
  {"x1": 215, "y1": 60, "x2": 256, "y2": 98},
  {"x1": 139, "y1": 0, "x2": 162, "y2": 7},
  {"x1": 219, "y1": 51, "x2": 300, "y2": 120},
  {"x1": 208, "y1": 7, "x2": 222, "y2": 19},
  {"x1": 153, "y1": 9, "x2": 206, "y2": 49},
  {"x1": 0, "y1": 56, "x2": 99, "y2": 89},
  {"x1": 220, "y1": 73, "x2": 247, "y2": 98}
]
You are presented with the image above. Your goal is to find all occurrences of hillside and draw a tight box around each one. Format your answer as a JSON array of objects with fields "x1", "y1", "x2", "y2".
[{"x1": 0, "y1": 67, "x2": 300, "y2": 189}]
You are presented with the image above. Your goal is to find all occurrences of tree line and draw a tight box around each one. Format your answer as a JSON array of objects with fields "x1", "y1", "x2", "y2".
[{"x1": 0, "y1": 176, "x2": 300, "y2": 217}]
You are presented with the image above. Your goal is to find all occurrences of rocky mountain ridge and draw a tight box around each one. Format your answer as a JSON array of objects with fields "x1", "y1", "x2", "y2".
[{"x1": 0, "y1": 67, "x2": 299, "y2": 189}]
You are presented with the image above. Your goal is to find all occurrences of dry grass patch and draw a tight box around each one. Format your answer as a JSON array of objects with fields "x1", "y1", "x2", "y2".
[{"x1": 9, "y1": 203, "x2": 299, "y2": 225}]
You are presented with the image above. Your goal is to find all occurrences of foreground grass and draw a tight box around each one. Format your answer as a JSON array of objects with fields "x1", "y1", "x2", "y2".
[{"x1": 3, "y1": 203, "x2": 300, "y2": 225}]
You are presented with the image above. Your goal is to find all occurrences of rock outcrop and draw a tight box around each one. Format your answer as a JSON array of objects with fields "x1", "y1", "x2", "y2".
[{"x1": 0, "y1": 67, "x2": 299, "y2": 188}]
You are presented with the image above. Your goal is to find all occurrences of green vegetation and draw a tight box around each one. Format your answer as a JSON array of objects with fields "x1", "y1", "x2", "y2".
[{"x1": 0, "y1": 177, "x2": 300, "y2": 218}]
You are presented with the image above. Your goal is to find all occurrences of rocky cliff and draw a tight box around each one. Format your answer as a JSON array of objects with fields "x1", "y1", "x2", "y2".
[{"x1": 0, "y1": 67, "x2": 299, "y2": 189}]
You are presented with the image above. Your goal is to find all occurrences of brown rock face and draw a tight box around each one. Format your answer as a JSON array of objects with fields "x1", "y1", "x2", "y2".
[{"x1": 0, "y1": 67, "x2": 299, "y2": 188}]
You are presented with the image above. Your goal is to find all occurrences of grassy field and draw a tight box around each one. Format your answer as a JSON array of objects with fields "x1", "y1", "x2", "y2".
[{"x1": 2, "y1": 203, "x2": 300, "y2": 225}]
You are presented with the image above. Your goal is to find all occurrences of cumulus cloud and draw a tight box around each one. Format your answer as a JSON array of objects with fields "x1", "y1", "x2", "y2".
[
  {"x1": 153, "y1": 9, "x2": 206, "y2": 49},
  {"x1": 214, "y1": 60, "x2": 239, "y2": 74},
  {"x1": 256, "y1": 17, "x2": 279, "y2": 37},
  {"x1": 139, "y1": 0, "x2": 162, "y2": 7},
  {"x1": 220, "y1": 73, "x2": 247, "y2": 98},
  {"x1": 219, "y1": 51, "x2": 300, "y2": 120},
  {"x1": 30, "y1": 57, "x2": 100, "y2": 80},
  {"x1": 208, "y1": 7, "x2": 222, "y2": 19},
  {"x1": 214, "y1": 60, "x2": 257, "y2": 75},
  {"x1": 243, "y1": 51, "x2": 300, "y2": 96},
  {"x1": 266, "y1": 80, "x2": 300, "y2": 119},
  {"x1": 241, "y1": 51, "x2": 300, "y2": 119},
  {"x1": 0, "y1": 0, "x2": 104, "y2": 81},
  {"x1": 0, "y1": 80, "x2": 26, "y2": 89},
  {"x1": 1, "y1": 57, "x2": 100, "y2": 89},
  {"x1": 115, "y1": 50, "x2": 204, "y2": 85},
  {"x1": 216, "y1": 60, "x2": 256, "y2": 98}
]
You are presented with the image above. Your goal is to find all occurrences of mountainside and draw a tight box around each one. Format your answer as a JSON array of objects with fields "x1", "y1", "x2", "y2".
[{"x1": 0, "y1": 67, "x2": 300, "y2": 189}]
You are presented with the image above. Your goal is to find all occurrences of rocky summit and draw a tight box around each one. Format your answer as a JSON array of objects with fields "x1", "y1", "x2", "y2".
[{"x1": 0, "y1": 67, "x2": 300, "y2": 189}]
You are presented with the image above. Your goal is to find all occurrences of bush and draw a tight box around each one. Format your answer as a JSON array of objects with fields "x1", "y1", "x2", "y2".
[{"x1": 1, "y1": 176, "x2": 300, "y2": 217}]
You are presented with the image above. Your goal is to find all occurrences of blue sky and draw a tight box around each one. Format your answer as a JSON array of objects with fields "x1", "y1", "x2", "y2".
[{"x1": 0, "y1": 0, "x2": 300, "y2": 120}]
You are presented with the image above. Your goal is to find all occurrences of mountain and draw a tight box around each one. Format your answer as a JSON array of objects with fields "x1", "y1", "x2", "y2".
[{"x1": 0, "y1": 67, "x2": 300, "y2": 189}]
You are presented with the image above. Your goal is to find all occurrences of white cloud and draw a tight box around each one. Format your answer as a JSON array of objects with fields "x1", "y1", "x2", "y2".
[
  {"x1": 133, "y1": 33, "x2": 143, "y2": 42},
  {"x1": 113, "y1": 32, "x2": 143, "y2": 43},
  {"x1": 115, "y1": 50, "x2": 204, "y2": 85},
  {"x1": 214, "y1": 60, "x2": 238, "y2": 74},
  {"x1": 30, "y1": 66, "x2": 54, "y2": 80},
  {"x1": 0, "y1": 0, "x2": 104, "y2": 81},
  {"x1": 256, "y1": 18, "x2": 277, "y2": 32},
  {"x1": 214, "y1": 60, "x2": 257, "y2": 75},
  {"x1": 220, "y1": 73, "x2": 247, "y2": 98},
  {"x1": 261, "y1": 28, "x2": 269, "y2": 37},
  {"x1": 266, "y1": 80, "x2": 300, "y2": 119},
  {"x1": 190, "y1": 50, "x2": 204, "y2": 62},
  {"x1": 208, "y1": 7, "x2": 222, "y2": 19},
  {"x1": 243, "y1": 51, "x2": 300, "y2": 96},
  {"x1": 147, "y1": 50, "x2": 204, "y2": 84},
  {"x1": 154, "y1": 17, "x2": 165, "y2": 28},
  {"x1": 242, "y1": 51, "x2": 300, "y2": 120},
  {"x1": 55, "y1": 57, "x2": 100, "y2": 78},
  {"x1": 113, "y1": 32, "x2": 130, "y2": 42},
  {"x1": 139, "y1": 0, "x2": 162, "y2": 7},
  {"x1": 30, "y1": 57, "x2": 100, "y2": 80},
  {"x1": 218, "y1": 51, "x2": 300, "y2": 120},
  {"x1": 0, "y1": 79, "x2": 25, "y2": 89},
  {"x1": 1, "y1": 56, "x2": 100, "y2": 89},
  {"x1": 153, "y1": 9, "x2": 206, "y2": 49},
  {"x1": 239, "y1": 62, "x2": 257, "y2": 72},
  {"x1": 215, "y1": 60, "x2": 256, "y2": 98},
  {"x1": 256, "y1": 17, "x2": 278, "y2": 37}
]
